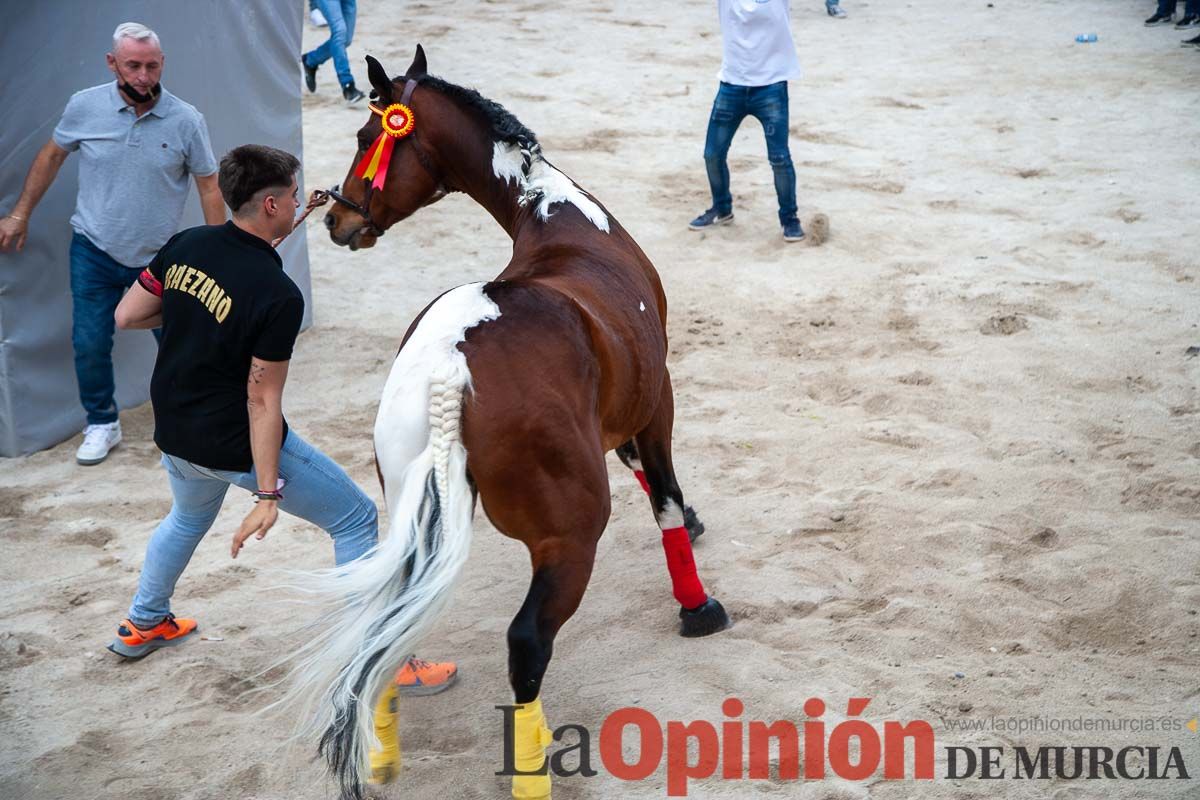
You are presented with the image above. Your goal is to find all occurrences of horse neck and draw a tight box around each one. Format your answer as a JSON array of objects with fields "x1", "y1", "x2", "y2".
[
  {"x1": 421, "y1": 93, "x2": 598, "y2": 245},
  {"x1": 421, "y1": 108, "x2": 526, "y2": 239}
]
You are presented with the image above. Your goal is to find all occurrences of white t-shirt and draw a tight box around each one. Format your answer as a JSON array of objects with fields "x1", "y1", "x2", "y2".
[{"x1": 717, "y1": 0, "x2": 802, "y2": 86}]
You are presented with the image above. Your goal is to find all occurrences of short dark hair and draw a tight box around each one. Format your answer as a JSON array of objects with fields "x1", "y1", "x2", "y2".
[{"x1": 218, "y1": 144, "x2": 300, "y2": 214}]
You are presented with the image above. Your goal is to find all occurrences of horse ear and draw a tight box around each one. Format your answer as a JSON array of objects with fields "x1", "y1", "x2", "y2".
[
  {"x1": 404, "y1": 44, "x2": 427, "y2": 80},
  {"x1": 365, "y1": 55, "x2": 393, "y2": 101}
]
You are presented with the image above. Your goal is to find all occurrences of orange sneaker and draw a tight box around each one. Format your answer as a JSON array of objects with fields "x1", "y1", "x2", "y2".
[
  {"x1": 394, "y1": 656, "x2": 458, "y2": 696},
  {"x1": 106, "y1": 613, "x2": 198, "y2": 659}
]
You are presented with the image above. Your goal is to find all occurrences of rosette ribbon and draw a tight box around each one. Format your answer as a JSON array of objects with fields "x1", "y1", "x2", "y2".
[{"x1": 354, "y1": 102, "x2": 416, "y2": 190}]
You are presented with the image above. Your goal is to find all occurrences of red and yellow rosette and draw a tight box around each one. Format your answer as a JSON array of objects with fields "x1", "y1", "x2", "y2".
[{"x1": 354, "y1": 103, "x2": 416, "y2": 190}]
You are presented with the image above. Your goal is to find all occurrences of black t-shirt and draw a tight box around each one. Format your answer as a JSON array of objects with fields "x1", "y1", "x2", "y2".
[{"x1": 139, "y1": 221, "x2": 304, "y2": 472}]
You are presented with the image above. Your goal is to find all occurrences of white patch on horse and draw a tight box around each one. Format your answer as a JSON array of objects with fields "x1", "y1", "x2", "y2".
[
  {"x1": 491, "y1": 142, "x2": 610, "y2": 233},
  {"x1": 639, "y1": 301, "x2": 646, "y2": 312},
  {"x1": 492, "y1": 142, "x2": 526, "y2": 184},
  {"x1": 656, "y1": 497, "x2": 686, "y2": 530},
  {"x1": 375, "y1": 282, "x2": 501, "y2": 482}
]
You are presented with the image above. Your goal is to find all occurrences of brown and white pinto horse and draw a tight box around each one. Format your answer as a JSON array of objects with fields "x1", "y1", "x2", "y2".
[{"x1": 293, "y1": 46, "x2": 729, "y2": 800}]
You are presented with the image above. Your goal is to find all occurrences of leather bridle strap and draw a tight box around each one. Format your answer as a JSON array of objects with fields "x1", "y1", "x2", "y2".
[{"x1": 326, "y1": 77, "x2": 442, "y2": 239}]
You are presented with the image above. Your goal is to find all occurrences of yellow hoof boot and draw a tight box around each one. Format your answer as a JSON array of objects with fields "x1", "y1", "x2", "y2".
[
  {"x1": 368, "y1": 685, "x2": 402, "y2": 785},
  {"x1": 511, "y1": 697, "x2": 553, "y2": 800}
]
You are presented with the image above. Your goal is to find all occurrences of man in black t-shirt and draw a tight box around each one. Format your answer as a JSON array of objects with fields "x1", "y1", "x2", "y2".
[{"x1": 107, "y1": 145, "x2": 457, "y2": 698}]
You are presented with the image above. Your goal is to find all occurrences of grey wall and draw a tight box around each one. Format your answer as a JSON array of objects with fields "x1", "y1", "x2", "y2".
[{"x1": 0, "y1": 0, "x2": 311, "y2": 457}]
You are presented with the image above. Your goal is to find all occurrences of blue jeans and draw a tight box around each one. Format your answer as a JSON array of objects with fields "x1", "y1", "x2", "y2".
[
  {"x1": 127, "y1": 429, "x2": 378, "y2": 627},
  {"x1": 827, "y1": 0, "x2": 840, "y2": 7},
  {"x1": 703, "y1": 81, "x2": 799, "y2": 225},
  {"x1": 69, "y1": 232, "x2": 159, "y2": 425},
  {"x1": 304, "y1": 0, "x2": 357, "y2": 87},
  {"x1": 1159, "y1": 0, "x2": 1200, "y2": 12}
]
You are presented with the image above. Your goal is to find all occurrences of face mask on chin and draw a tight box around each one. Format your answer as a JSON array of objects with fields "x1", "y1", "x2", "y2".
[
  {"x1": 120, "y1": 80, "x2": 161, "y2": 104},
  {"x1": 114, "y1": 65, "x2": 161, "y2": 104}
]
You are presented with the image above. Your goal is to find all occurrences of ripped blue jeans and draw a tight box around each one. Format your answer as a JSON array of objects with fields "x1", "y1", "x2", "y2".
[{"x1": 702, "y1": 80, "x2": 799, "y2": 225}]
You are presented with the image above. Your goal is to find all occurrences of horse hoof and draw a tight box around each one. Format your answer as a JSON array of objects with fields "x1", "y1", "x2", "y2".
[
  {"x1": 678, "y1": 597, "x2": 729, "y2": 637},
  {"x1": 683, "y1": 505, "x2": 705, "y2": 543}
]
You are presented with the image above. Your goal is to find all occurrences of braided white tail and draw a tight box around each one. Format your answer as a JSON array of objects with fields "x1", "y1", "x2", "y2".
[{"x1": 283, "y1": 283, "x2": 499, "y2": 800}]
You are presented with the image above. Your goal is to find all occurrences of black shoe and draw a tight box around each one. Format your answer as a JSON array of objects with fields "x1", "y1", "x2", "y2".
[
  {"x1": 781, "y1": 218, "x2": 805, "y2": 242},
  {"x1": 688, "y1": 208, "x2": 734, "y2": 230},
  {"x1": 1175, "y1": 13, "x2": 1200, "y2": 27},
  {"x1": 1145, "y1": 12, "x2": 1175, "y2": 26},
  {"x1": 1181, "y1": 33, "x2": 1200, "y2": 45},
  {"x1": 343, "y1": 83, "x2": 365, "y2": 104},
  {"x1": 301, "y1": 56, "x2": 317, "y2": 93}
]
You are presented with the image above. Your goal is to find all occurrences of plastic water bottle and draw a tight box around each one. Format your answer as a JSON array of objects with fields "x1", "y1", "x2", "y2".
[{"x1": 1075, "y1": 33, "x2": 1098, "y2": 43}]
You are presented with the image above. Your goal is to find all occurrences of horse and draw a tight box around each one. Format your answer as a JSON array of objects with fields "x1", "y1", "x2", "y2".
[{"x1": 292, "y1": 45, "x2": 730, "y2": 800}]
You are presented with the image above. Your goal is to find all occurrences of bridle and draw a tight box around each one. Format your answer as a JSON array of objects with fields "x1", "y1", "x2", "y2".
[
  {"x1": 274, "y1": 76, "x2": 443, "y2": 248},
  {"x1": 324, "y1": 76, "x2": 445, "y2": 240}
]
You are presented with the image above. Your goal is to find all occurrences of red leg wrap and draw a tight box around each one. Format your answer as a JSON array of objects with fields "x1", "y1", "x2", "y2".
[
  {"x1": 661, "y1": 526, "x2": 707, "y2": 609},
  {"x1": 634, "y1": 470, "x2": 651, "y2": 495}
]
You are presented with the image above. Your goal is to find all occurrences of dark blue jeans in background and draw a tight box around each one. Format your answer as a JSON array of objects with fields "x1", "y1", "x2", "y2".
[
  {"x1": 69, "y1": 232, "x2": 158, "y2": 425},
  {"x1": 703, "y1": 81, "x2": 799, "y2": 225},
  {"x1": 1158, "y1": 0, "x2": 1200, "y2": 14}
]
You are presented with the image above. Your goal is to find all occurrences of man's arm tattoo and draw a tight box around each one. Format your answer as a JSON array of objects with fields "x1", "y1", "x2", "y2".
[{"x1": 249, "y1": 363, "x2": 265, "y2": 385}]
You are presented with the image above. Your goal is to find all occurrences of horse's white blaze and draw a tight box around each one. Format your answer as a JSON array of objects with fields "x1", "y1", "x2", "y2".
[
  {"x1": 656, "y1": 497, "x2": 686, "y2": 530},
  {"x1": 491, "y1": 142, "x2": 611, "y2": 233}
]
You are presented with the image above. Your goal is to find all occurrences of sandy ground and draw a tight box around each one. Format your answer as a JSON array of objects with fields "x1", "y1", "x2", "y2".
[{"x1": 2, "y1": 1, "x2": 1199, "y2": 798}]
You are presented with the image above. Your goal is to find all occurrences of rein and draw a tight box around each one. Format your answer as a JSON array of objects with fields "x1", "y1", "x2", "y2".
[{"x1": 273, "y1": 188, "x2": 331, "y2": 248}]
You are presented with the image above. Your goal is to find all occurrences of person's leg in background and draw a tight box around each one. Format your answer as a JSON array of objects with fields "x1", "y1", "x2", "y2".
[
  {"x1": 1177, "y1": 0, "x2": 1199, "y2": 26},
  {"x1": 70, "y1": 233, "x2": 130, "y2": 464},
  {"x1": 691, "y1": 83, "x2": 748, "y2": 230},
  {"x1": 309, "y1": 0, "x2": 328, "y2": 27},
  {"x1": 302, "y1": 0, "x2": 363, "y2": 101},
  {"x1": 109, "y1": 455, "x2": 232, "y2": 657},
  {"x1": 826, "y1": 0, "x2": 847, "y2": 19},
  {"x1": 1146, "y1": 0, "x2": 1177, "y2": 25},
  {"x1": 750, "y1": 82, "x2": 803, "y2": 242}
]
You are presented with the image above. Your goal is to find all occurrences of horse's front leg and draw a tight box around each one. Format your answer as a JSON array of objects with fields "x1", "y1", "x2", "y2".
[{"x1": 630, "y1": 371, "x2": 729, "y2": 637}]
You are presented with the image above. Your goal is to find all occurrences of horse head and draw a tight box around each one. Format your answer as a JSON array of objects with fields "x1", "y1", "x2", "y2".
[{"x1": 324, "y1": 46, "x2": 451, "y2": 250}]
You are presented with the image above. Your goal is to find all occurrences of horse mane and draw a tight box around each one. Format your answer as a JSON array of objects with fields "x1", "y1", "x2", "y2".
[{"x1": 397, "y1": 74, "x2": 539, "y2": 148}]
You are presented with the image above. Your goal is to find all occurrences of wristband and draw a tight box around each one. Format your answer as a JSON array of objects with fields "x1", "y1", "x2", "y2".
[
  {"x1": 7, "y1": 214, "x2": 26, "y2": 222},
  {"x1": 253, "y1": 489, "x2": 283, "y2": 502}
]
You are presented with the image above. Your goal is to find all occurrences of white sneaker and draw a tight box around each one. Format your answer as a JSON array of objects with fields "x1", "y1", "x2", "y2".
[
  {"x1": 309, "y1": 7, "x2": 328, "y2": 27},
  {"x1": 76, "y1": 422, "x2": 122, "y2": 465}
]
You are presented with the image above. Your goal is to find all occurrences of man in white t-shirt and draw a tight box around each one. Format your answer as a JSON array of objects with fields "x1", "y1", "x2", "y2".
[{"x1": 689, "y1": 0, "x2": 805, "y2": 242}]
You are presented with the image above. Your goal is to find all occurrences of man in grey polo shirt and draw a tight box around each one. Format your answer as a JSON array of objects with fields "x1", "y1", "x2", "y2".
[{"x1": 0, "y1": 22, "x2": 224, "y2": 465}]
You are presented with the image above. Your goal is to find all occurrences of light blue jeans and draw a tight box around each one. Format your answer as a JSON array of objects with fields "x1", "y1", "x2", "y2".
[
  {"x1": 127, "y1": 430, "x2": 378, "y2": 628},
  {"x1": 303, "y1": 0, "x2": 358, "y2": 88}
]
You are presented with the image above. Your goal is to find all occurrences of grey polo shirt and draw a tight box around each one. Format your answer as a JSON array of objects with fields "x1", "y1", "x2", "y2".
[{"x1": 52, "y1": 82, "x2": 218, "y2": 268}]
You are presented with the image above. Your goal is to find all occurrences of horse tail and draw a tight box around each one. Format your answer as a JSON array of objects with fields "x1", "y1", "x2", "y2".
[{"x1": 284, "y1": 284, "x2": 497, "y2": 799}]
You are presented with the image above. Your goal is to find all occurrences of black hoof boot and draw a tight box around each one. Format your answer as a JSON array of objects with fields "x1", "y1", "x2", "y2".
[
  {"x1": 679, "y1": 596, "x2": 730, "y2": 637},
  {"x1": 683, "y1": 504, "x2": 705, "y2": 543}
]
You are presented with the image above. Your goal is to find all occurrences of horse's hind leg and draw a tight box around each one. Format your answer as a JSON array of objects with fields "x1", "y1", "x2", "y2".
[
  {"x1": 475, "y1": 442, "x2": 607, "y2": 800},
  {"x1": 633, "y1": 371, "x2": 729, "y2": 637},
  {"x1": 616, "y1": 440, "x2": 705, "y2": 542},
  {"x1": 503, "y1": 533, "x2": 600, "y2": 800}
]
